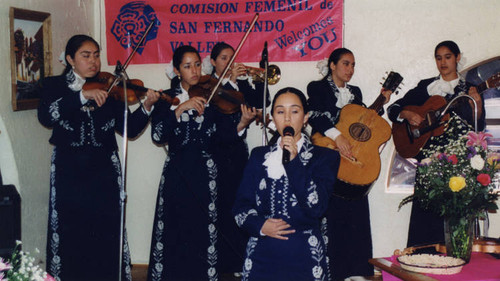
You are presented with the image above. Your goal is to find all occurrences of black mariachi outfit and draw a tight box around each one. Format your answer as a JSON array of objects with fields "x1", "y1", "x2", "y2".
[
  {"x1": 146, "y1": 85, "x2": 240, "y2": 281},
  {"x1": 37, "y1": 72, "x2": 150, "y2": 281},
  {"x1": 388, "y1": 75, "x2": 486, "y2": 247},
  {"x1": 213, "y1": 77, "x2": 270, "y2": 275},
  {"x1": 307, "y1": 77, "x2": 374, "y2": 280},
  {"x1": 232, "y1": 135, "x2": 340, "y2": 281}
]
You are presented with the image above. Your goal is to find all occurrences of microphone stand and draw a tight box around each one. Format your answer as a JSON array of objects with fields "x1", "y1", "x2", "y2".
[
  {"x1": 117, "y1": 69, "x2": 129, "y2": 281},
  {"x1": 260, "y1": 42, "x2": 269, "y2": 145},
  {"x1": 108, "y1": 19, "x2": 156, "y2": 281}
]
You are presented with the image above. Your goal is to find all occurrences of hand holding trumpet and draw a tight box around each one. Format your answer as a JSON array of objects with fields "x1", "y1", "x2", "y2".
[{"x1": 230, "y1": 63, "x2": 248, "y2": 83}]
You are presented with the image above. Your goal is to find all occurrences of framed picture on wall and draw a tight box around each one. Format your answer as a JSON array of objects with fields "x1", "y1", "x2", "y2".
[{"x1": 9, "y1": 7, "x2": 52, "y2": 111}]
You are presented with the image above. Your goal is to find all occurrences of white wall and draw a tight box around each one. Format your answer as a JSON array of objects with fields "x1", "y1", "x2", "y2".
[{"x1": 1, "y1": 0, "x2": 499, "y2": 266}]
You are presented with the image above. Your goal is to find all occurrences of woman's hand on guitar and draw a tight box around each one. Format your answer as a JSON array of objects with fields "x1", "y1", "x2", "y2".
[
  {"x1": 237, "y1": 104, "x2": 257, "y2": 132},
  {"x1": 261, "y1": 218, "x2": 295, "y2": 240},
  {"x1": 175, "y1": 96, "x2": 207, "y2": 119},
  {"x1": 82, "y1": 88, "x2": 108, "y2": 107},
  {"x1": 400, "y1": 110, "x2": 424, "y2": 126},
  {"x1": 380, "y1": 89, "x2": 393, "y2": 104},
  {"x1": 143, "y1": 89, "x2": 160, "y2": 112},
  {"x1": 468, "y1": 86, "x2": 483, "y2": 107},
  {"x1": 334, "y1": 134, "x2": 353, "y2": 158}
]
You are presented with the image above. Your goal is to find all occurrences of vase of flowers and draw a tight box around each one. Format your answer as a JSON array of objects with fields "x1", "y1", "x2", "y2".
[
  {"x1": 400, "y1": 116, "x2": 499, "y2": 262},
  {"x1": 0, "y1": 241, "x2": 54, "y2": 281},
  {"x1": 444, "y1": 216, "x2": 474, "y2": 262}
]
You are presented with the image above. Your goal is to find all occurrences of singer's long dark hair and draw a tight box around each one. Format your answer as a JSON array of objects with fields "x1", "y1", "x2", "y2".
[{"x1": 271, "y1": 87, "x2": 309, "y2": 115}]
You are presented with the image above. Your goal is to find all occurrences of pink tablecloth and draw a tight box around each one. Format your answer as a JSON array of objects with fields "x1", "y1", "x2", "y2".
[{"x1": 382, "y1": 252, "x2": 500, "y2": 281}]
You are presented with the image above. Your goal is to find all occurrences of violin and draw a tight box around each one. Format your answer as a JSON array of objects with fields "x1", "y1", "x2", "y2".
[
  {"x1": 83, "y1": 71, "x2": 180, "y2": 106},
  {"x1": 188, "y1": 75, "x2": 245, "y2": 114}
]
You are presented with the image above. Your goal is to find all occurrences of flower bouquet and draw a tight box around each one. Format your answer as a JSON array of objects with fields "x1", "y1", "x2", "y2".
[
  {"x1": 0, "y1": 241, "x2": 54, "y2": 281},
  {"x1": 400, "y1": 116, "x2": 499, "y2": 262}
]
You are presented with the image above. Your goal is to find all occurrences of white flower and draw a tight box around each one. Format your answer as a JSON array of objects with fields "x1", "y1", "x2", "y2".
[
  {"x1": 208, "y1": 203, "x2": 215, "y2": 211},
  {"x1": 244, "y1": 258, "x2": 253, "y2": 270},
  {"x1": 201, "y1": 55, "x2": 214, "y2": 75},
  {"x1": 206, "y1": 159, "x2": 214, "y2": 168},
  {"x1": 312, "y1": 265, "x2": 323, "y2": 278},
  {"x1": 181, "y1": 112, "x2": 189, "y2": 122},
  {"x1": 157, "y1": 220, "x2": 164, "y2": 230},
  {"x1": 316, "y1": 58, "x2": 329, "y2": 77},
  {"x1": 308, "y1": 235, "x2": 319, "y2": 247},
  {"x1": 156, "y1": 242, "x2": 163, "y2": 251},
  {"x1": 470, "y1": 154, "x2": 485, "y2": 170},
  {"x1": 165, "y1": 62, "x2": 176, "y2": 80}
]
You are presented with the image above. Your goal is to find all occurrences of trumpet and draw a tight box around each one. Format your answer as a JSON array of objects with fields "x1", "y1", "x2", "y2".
[{"x1": 244, "y1": 65, "x2": 281, "y2": 85}]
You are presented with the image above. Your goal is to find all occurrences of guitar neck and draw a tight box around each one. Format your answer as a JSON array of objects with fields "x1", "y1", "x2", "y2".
[{"x1": 368, "y1": 94, "x2": 386, "y2": 112}]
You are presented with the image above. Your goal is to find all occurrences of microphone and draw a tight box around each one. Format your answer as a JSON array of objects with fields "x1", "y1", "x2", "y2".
[
  {"x1": 282, "y1": 126, "x2": 295, "y2": 165},
  {"x1": 259, "y1": 42, "x2": 268, "y2": 69}
]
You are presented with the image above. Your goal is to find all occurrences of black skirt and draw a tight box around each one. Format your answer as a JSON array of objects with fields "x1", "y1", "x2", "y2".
[{"x1": 46, "y1": 146, "x2": 131, "y2": 281}]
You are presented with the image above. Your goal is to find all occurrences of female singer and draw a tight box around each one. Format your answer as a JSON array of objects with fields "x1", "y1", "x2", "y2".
[
  {"x1": 207, "y1": 42, "x2": 271, "y2": 276},
  {"x1": 233, "y1": 87, "x2": 340, "y2": 280},
  {"x1": 37, "y1": 34, "x2": 158, "y2": 281},
  {"x1": 307, "y1": 48, "x2": 391, "y2": 280},
  {"x1": 147, "y1": 45, "x2": 242, "y2": 281},
  {"x1": 388, "y1": 40, "x2": 485, "y2": 247}
]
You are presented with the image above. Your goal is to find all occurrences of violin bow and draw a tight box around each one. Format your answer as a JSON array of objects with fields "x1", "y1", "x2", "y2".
[
  {"x1": 107, "y1": 19, "x2": 157, "y2": 93},
  {"x1": 206, "y1": 13, "x2": 260, "y2": 104}
]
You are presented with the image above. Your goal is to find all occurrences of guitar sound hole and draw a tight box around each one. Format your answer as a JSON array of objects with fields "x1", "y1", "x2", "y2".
[{"x1": 349, "y1": 123, "x2": 371, "y2": 142}]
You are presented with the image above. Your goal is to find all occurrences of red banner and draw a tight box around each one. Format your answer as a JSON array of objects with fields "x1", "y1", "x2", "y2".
[{"x1": 104, "y1": 0, "x2": 343, "y2": 65}]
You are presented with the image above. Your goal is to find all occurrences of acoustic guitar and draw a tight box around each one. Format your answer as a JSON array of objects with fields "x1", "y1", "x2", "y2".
[
  {"x1": 312, "y1": 71, "x2": 403, "y2": 190},
  {"x1": 392, "y1": 72, "x2": 500, "y2": 159}
]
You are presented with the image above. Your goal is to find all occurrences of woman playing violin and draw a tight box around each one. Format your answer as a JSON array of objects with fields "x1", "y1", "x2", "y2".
[
  {"x1": 388, "y1": 40, "x2": 485, "y2": 247},
  {"x1": 146, "y1": 45, "x2": 243, "y2": 281},
  {"x1": 207, "y1": 42, "x2": 271, "y2": 277},
  {"x1": 37, "y1": 34, "x2": 159, "y2": 281}
]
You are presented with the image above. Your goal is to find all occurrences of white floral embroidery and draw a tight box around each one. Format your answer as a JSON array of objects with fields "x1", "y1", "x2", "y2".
[
  {"x1": 209, "y1": 180, "x2": 216, "y2": 190},
  {"x1": 244, "y1": 258, "x2": 253, "y2": 271},
  {"x1": 308, "y1": 191, "x2": 319, "y2": 205},
  {"x1": 312, "y1": 266, "x2": 323, "y2": 279},
  {"x1": 195, "y1": 115, "x2": 205, "y2": 123},
  {"x1": 259, "y1": 178, "x2": 267, "y2": 190},
  {"x1": 208, "y1": 267, "x2": 216, "y2": 277},
  {"x1": 308, "y1": 236, "x2": 319, "y2": 247},
  {"x1": 208, "y1": 223, "x2": 216, "y2": 233},
  {"x1": 181, "y1": 112, "x2": 189, "y2": 122},
  {"x1": 234, "y1": 209, "x2": 257, "y2": 226}
]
